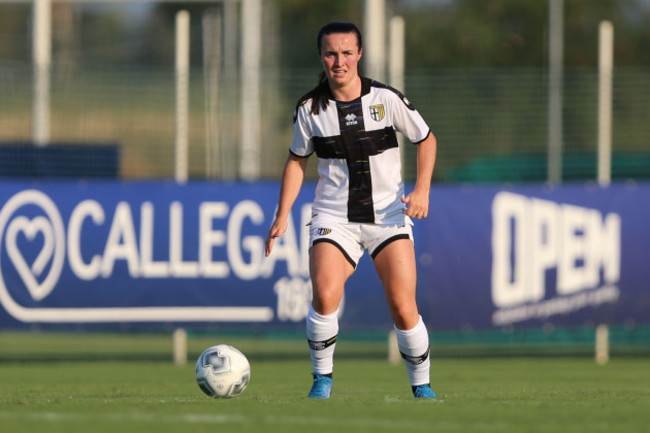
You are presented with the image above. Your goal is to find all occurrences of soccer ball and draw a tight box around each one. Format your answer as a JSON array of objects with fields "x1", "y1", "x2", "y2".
[{"x1": 195, "y1": 344, "x2": 251, "y2": 398}]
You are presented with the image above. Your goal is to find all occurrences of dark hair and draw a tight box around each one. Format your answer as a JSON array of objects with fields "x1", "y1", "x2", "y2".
[
  {"x1": 317, "y1": 21, "x2": 363, "y2": 54},
  {"x1": 298, "y1": 22, "x2": 363, "y2": 116}
]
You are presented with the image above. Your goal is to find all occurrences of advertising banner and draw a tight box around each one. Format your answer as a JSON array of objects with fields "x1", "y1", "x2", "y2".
[
  {"x1": 418, "y1": 184, "x2": 646, "y2": 330},
  {"x1": 0, "y1": 181, "x2": 647, "y2": 330}
]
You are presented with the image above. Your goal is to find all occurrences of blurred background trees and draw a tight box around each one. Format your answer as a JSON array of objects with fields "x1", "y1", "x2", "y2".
[
  {"x1": 1, "y1": 0, "x2": 649, "y2": 181},
  {"x1": 2, "y1": 0, "x2": 650, "y2": 68}
]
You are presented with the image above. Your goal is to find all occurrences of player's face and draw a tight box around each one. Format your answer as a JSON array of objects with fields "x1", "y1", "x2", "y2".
[{"x1": 320, "y1": 32, "x2": 362, "y2": 92}]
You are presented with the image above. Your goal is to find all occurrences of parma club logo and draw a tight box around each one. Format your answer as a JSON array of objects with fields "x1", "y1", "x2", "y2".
[
  {"x1": 315, "y1": 227, "x2": 332, "y2": 236},
  {"x1": 369, "y1": 104, "x2": 385, "y2": 122}
]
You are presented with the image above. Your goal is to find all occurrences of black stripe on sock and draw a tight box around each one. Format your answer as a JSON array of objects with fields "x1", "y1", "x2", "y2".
[
  {"x1": 308, "y1": 335, "x2": 338, "y2": 351},
  {"x1": 400, "y1": 347, "x2": 430, "y2": 365}
]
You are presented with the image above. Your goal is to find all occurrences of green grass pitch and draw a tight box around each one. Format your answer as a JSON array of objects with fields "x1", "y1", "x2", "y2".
[{"x1": 0, "y1": 332, "x2": 648, "y2": 433}]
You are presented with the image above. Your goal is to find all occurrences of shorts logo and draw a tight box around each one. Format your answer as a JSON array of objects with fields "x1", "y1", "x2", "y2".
[
  {"x1": 369, "y1": 104, "x2": 385, "y2": 122},
  {"x1": 315, "y1": 227, "x2": 332, "y2": 236}
]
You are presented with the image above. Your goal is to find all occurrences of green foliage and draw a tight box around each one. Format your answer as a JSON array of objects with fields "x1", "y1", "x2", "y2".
[
  {"x1": 0, "y1": 4, "x2": 31, "y2": 61},
  {"x1": 400, "y1": 0, "x2": 650, "y2": 68},
  {"x1": 279, "y1": 0, "x2": 363, "y2": 68},
  {"x1": 4, "y1": 0, "x2": 650, "y2": 68},
  {"x1": 2, "y1": 0, "x2": 650, "y2": 181}
]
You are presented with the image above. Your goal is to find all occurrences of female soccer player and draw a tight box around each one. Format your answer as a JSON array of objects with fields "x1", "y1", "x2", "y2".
[{"x1": 265, "y1": 21, "x2": 437, "y2": 399}]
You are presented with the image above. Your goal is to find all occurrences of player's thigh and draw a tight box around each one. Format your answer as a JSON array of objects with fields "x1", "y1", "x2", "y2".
[
  {"x1": 372, "y1": 239, "x2": 419, "y2": 323},
  {"x1": 309, "y1": 241, "x2": 355, "y2": 314},
  {"x1": 372, "y1": 238, "x2": 417, "y2": 290}
]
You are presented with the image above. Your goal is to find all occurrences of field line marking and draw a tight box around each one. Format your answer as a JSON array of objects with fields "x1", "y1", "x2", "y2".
[{"x1": 0, "y1": 411, "x2": 248, "y2": 424}]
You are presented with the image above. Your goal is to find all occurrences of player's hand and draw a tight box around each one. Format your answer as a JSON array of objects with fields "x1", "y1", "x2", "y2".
[
  {"x1": 265, "y1": 218, "x2": 288, "y2": 257},
  {"x1": 401, "y1": 190, "x2": 429, "y2": 219}
]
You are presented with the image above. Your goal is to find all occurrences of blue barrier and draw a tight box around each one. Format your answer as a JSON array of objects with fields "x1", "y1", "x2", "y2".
[
  {"x1": 0, "y1": 181, "x2": 647, "y2": 330},
  {"x1": 0, "y1": 143, "x2": 120, "y2": 178}
]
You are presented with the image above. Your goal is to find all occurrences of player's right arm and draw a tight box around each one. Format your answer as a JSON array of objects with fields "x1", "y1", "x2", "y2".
[{"x1": 265, "y1": 152, "x2": 308, "y2": 257}]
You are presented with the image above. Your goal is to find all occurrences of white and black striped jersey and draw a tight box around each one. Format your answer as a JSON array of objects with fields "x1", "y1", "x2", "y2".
[{"x1": 290, "y1": 77, "x2": 432, "y2": 224}]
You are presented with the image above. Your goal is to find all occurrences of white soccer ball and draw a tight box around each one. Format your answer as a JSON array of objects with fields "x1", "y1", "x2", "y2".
[{"x1": 195, "y1": 344, "x2": 251, "y2": 398}]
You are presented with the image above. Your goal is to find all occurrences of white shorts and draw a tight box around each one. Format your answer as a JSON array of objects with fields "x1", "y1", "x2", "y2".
[{"x1": 308, "y1": 216, "x2": 414, "y2": 268}]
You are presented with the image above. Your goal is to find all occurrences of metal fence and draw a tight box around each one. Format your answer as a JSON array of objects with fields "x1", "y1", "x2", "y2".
[{"x1": 2, "y1": 61, "x2": 649, "y2": 182}]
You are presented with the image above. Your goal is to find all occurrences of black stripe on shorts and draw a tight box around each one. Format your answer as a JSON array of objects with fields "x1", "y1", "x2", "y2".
[
  {"x1": 312, "y1": 238, "x2": 357, "y2": 269},
  {"x1": 370, "y1": 234, "x2": 411, "y2": 260}
]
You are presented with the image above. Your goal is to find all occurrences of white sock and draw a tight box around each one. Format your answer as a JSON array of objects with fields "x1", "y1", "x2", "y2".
[
  {"x1": 394, "y1": 315, "x2": 431, "y2": 387},
  {"x1": 306, "y1": 304, "x2": 338, "y2": 375}
]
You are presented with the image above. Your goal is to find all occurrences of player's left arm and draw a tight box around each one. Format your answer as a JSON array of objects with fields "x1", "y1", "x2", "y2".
[{"x1": 402, "y1": 131, "x2": 437, "y2": 219}]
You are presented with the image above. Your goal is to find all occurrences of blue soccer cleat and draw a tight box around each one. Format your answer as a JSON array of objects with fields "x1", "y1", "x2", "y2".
[
  {"x1": 308, "y1": 373, "x2": 333, "y2": 399},
  {"x1": 413, "y1": 384, "x2": 437, "y2": 399}
]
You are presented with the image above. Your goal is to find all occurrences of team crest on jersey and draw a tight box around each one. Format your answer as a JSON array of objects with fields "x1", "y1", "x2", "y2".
[{"x1": 369, "y1": 104, "x2": 385, "y2": 122}]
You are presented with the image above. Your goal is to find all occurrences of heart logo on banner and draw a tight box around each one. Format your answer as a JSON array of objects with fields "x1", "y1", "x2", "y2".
[{"x1": 5, "y1": 216, "x2": 56, "y2": 302}]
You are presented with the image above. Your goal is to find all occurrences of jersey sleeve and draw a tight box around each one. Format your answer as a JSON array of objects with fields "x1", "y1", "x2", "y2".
[
  {"x1": 290, "y1": 103, "x2": 314, "y2": 157},
  {"x1": 389, "y1": 90, "x2": 431, "y2": 144}
]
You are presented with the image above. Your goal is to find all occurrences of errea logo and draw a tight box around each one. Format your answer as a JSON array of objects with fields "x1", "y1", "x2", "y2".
[{"x1": 345, "y1": 113, "x2": 358, "y2": 126}]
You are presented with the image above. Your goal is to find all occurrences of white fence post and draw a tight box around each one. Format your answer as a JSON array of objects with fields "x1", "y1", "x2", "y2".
[
  {"x1": 389, "y1": 16, "x2": 405, "y2": 171},
  {"x1": 33, "y1": 0, "x2": 51, "y2": 146},
  {"x1": 595, "y1": 324, "x2": 610, "y2": 365},
  {"x1": 240, "y1": 0, "x2": 262, "y2": 180},
  {"x1": 203, "y1": 8, "x2": 222, "y2": 179},
  {"x1": 363, "y1": 0, "x2": 386, "y2": 82},
  {"x1": 175, "y1": 10, "x2": 190, "y2": 183},
  {"x1": 547, "y1": 0, "x2": 564, "y2": 183},
  {"x1": 173, "y1": 328, "x2": 188, "y2": 366},
  {"x1": 598, "y1": 21, "x2": 614, "y2": 187},
  {"x1": 388, "y1": 330, "x2": 400, "y2": 365}
]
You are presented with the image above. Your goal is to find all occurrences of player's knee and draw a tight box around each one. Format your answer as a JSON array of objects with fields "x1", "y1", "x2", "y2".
[
  {"x1": 312, "y1": 289, "x2": 342, "y2": 315},
  {"x1": 390, "y1": 303, "x2": 419, "y2": 330}
]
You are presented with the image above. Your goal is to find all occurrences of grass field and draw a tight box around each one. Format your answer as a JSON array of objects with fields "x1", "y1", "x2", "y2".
[{"x1": 0, "y1": 331, "x2": 649, "y2": 433}]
